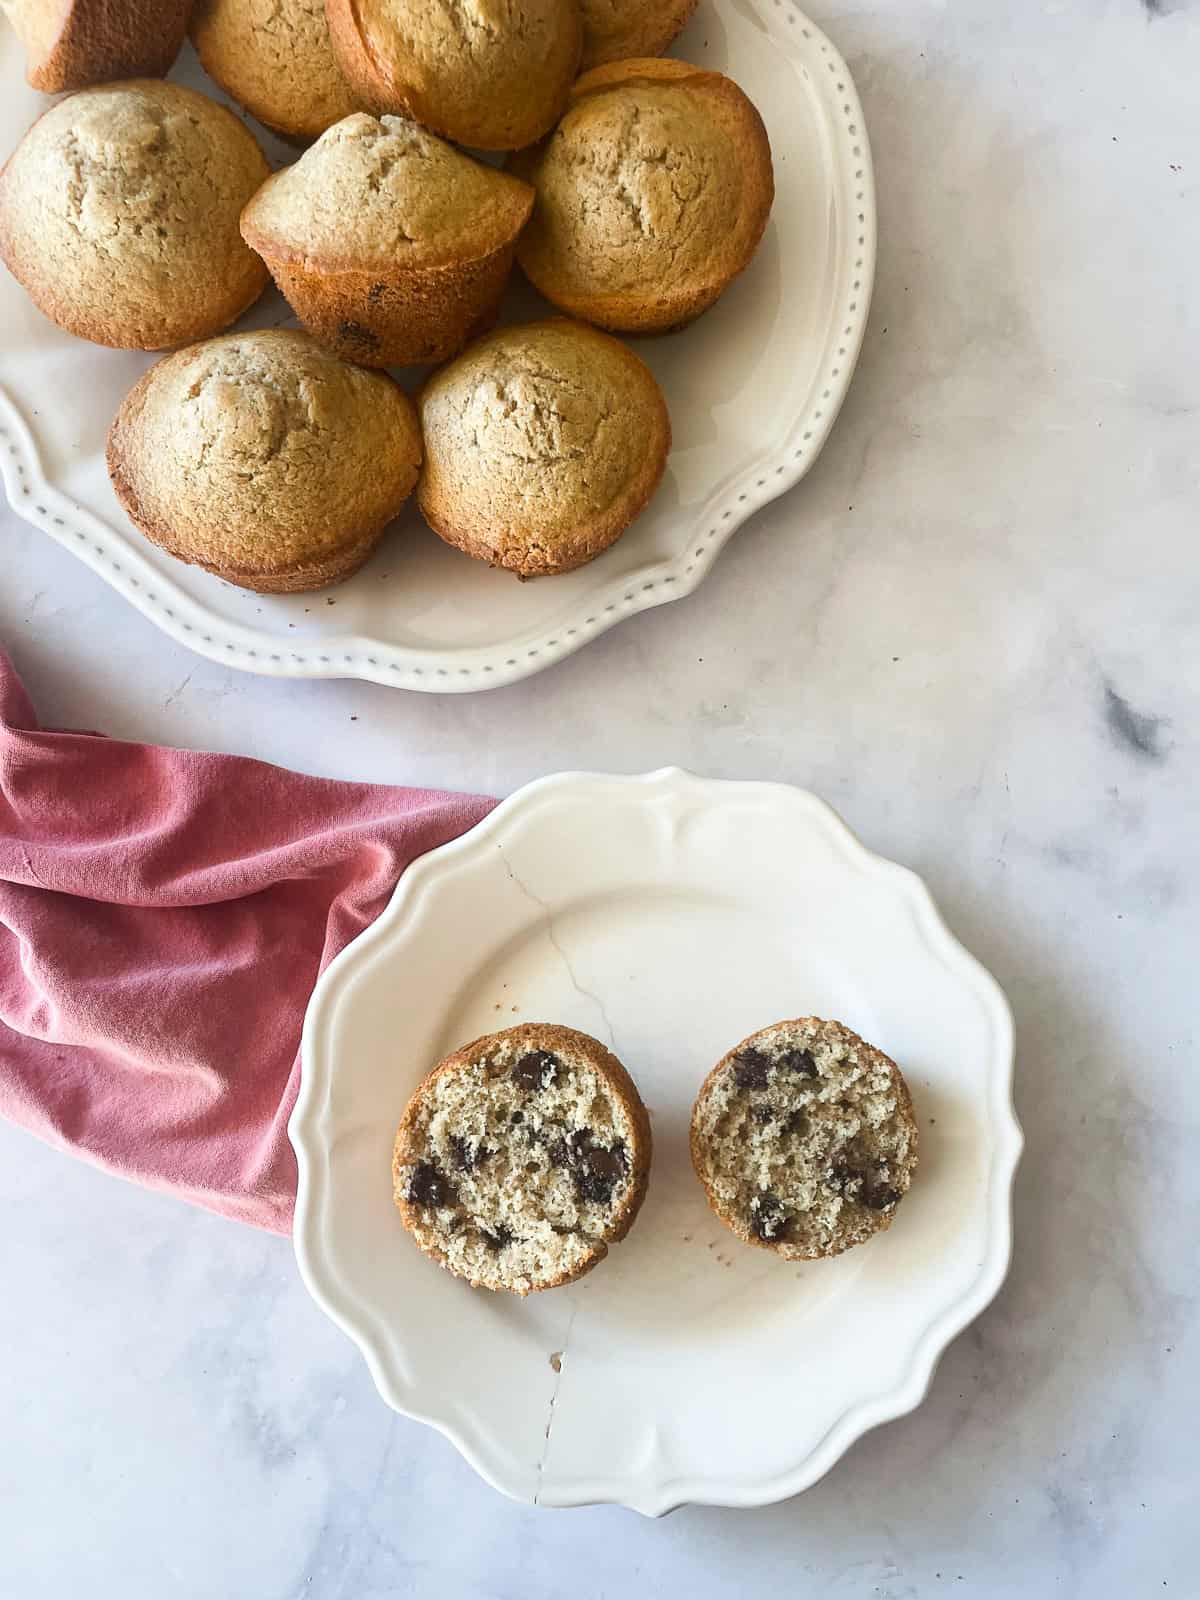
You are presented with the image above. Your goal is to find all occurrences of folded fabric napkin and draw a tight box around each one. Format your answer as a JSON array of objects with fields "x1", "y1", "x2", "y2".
[{"x1": 0, "y1": 651, "x2": 493, "y2": 1233}]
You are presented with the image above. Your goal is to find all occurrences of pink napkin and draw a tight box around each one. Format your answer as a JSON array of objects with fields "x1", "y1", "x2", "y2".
[{"x1": 0, "y1": 651, "x2": 494, "y2": 1233}]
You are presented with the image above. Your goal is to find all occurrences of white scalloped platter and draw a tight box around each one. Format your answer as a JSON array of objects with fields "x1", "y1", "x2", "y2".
[
  {"x1": 291, "y1": 770, "x2": 1021, "y2": 1513},
  {"x1": 0, "y1": 3, "x2": 873, "y2": 692}
]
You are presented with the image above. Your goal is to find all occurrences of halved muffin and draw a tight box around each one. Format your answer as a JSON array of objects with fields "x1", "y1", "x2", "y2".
[
  {"x1": 0, "y1": 81, "x2": 269, "y2": 350},
  {"x1": 190, "y1": 0, "x2": 360, "y2": 144},
  {"x1": 690, "y1": 1019, "x2": 919, "y2": 1260},
  {"x1": 511, "y1": 58, "x2": 774, "y2": 334},
  {"x1": 393, "y1": 1024, "x2": 652, "y2": 1295},
  {"x1": 4, "y1": 0, "x2": 191, "y2": 92},
  {"x1": 325, "y1": 0, "x2": 582, "y2": 151},
  {"x1": 417, "y1": 318, "x2": 671, "y2": 578},
  {"x1": 107, "y1": 329, "x2": 422, "y2": 593},
  {"x1": 240, "y1": 113, "x2": 534, "y2": 368}
]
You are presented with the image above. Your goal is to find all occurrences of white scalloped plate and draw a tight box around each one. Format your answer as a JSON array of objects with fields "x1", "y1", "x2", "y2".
[
  {"x1": 291, "y1": 770, "x2": 1021, "y2": 1512},
  {"x1": 0, "y1": 2, "x2": 873, "y2": 692}
]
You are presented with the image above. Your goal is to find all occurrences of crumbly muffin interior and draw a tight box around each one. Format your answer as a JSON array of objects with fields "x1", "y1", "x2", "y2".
[
  {"x1": 395, "y1": 1032, "x2": 640, "y2": 1293},
  {"x1": 692, "y1": 1021, "x2": 917, "y2": 1257}
]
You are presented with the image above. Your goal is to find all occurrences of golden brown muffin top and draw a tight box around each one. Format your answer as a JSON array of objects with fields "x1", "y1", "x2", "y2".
[
  {"x1": 0, "y1": 81, "x2": 269, "y2": 350},
  {"x1": 190, "y1": 0, "x2": 360, "y2": 142},
  {"x1": 511, "y1": 59, "x2": 773, "y2": 328},
  {"x1": 579, "y1": 0, "x2": 698, "y2": 70},
  {"x1": 326, "y1": 0, "x2": 582, "y2": 151},
  {"x1": 418, "y1": 318, "x2": 670, "y2": 577},
  {"x1": 107, "y1": 330, "x2": 421, "y2": 578},
  {"x1": 240, "y1": 113, "x2": 534, "y2": 272}
]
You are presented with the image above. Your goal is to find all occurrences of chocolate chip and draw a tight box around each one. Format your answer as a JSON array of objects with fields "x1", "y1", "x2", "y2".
[
  {"x1": 547, "y1": 1127, "x2": 626, "y2": 1204},
  {"x1": 780, "y1": 1047, "x2": 818, "y2": 1077},
  {"x1": 449, "y1": 1135, "x2": 491, "y2": 1172},
  {"x1": 733, "y1": 1048, "x2": 771, "y2": 1090},
  {"x1": 408, "y1": 1161, "x2": 455, "y2": 1209},
  {"x1": 338, "y1": 319, "x2": 380, "y2": 350},
  {"x1": 861, "y1": 1180, "x2": 901, "y2": 1212},
  {"x1": 510, "y1": 1111, "x2": 524, "y2": 1125},
  {"x1": 752, "y1": 1105, "x2": 775, "y2": 1125},
  {"x1": 749, "y1": 1190, "x2": 790, "y2": 1241},
  {"x1": 825, "y1": 1159, "x2": 861, "y2": 1199},
  {"x1": 784, "y1": 1108, "x2": 808, "y2": 1137},
  {"x1": 478, "y1": 1223, "x2": 513, "y2": 1251},
  {"x1": 575, "y1": 1146, "x2": 623, "y2": 1205},
  {"x1": 583, "y1": 1146, "x2": 624, "y2": 1182},
  {"x1": 513, "y1": 1050, "x2": 560, "y2": 1091}
]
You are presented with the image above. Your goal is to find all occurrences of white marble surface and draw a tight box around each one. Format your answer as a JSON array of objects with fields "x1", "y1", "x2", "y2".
[{"x1": 2, "y1": 0, "x2": 1198, "y2": 1593}]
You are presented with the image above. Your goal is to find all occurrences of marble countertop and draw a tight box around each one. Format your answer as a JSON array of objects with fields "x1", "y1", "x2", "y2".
[{"x1": 3, "y1": 1, "x2": 1198, "y2": 1594}]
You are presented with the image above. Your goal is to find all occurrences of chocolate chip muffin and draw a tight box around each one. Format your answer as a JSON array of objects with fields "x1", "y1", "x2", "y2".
[
  {"x1": 0, "y1": 81, "x2": 270, "y2": 350},
  {"x1": 4, "y1": 0, "x2": 192, "y2": 93},
  {"x1": 325, "y1": 0, "x2": 582, "y2": 151},
  {"x1": 191, "y1": 0, "x2": 360, "y2": 143},
  {"x1": 393, "y1": 1024, "x2": 652, "y2": 1295},
  {"x1": 580, "y1": 0, "x2": 698, "y2": 70},
  {"x1": 690, "y1": 1020, "x2": 918, "y2": 1261},
  {"x1": 417, "y1": 318, "x2": 670, "y2": 578},
  {"x1": 511, "y1": 58, "x2": 774, "y2": 334},
  {"x1": 106, "y1": 329, "x2": 422, "y2": 593},
  {"x1": 240, "y1": 113, "x2": 534, "y2": 368}
]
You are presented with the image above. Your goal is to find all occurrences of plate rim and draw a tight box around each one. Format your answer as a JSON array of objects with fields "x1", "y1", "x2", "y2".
[
  {"x1": 291, "y1": 768, "x2": 1022, "y2": 1514},
  {"x1": 0, "y1": 1, "x2": 876, "y2": 694}
]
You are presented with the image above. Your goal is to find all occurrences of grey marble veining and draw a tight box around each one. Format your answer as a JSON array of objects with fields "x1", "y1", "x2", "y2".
[{"x1": 2, "y1": 1, "x2": 1198, "y2": 1595}]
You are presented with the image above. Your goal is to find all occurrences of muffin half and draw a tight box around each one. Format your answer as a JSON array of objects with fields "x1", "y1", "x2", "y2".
[
  {"x1": 418, "y1": 319, "x2": 670, "y2": 578},
  {"x1": 0, "y1": 81, "x2": 269, "y2": 350},
  {"x1": 107, "y1": 330, "x2": 422, "y2": 593},
  {"x1": 580, "y1": 0, "x2": 698, "y2": 70},
  {"x1": 241, "y1": 114, "x2": 534, "y2": 368},
  {"x1": 691, "y1": 1019, "x2": 919, "y2": 1260},
  {"x1": 325, "y1": 0, "x2": 582, "y2": 151},
  {"x1": 393, "y1": 1024, "x2": 652, "y2": 1295},
  {"x1": 512, "y1": 58, "x2": 774, "y2": 334},
  {"x1": 191, "y1": 0, "x2": 360, "y2": 143}
]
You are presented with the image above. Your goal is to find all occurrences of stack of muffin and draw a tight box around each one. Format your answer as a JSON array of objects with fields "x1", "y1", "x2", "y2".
[{"x1": 0, "y1": 0, "x2": 774, "y2": 594}]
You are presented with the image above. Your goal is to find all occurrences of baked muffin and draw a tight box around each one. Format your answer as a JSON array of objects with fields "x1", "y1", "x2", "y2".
[
  {"x1": 4, "y1": 0, "x2": 192, "y2": 92},
  {"x1": 190, "y1": 0, "x2": 360, "y2": 143},
  {"x1": 393, "y1": 1024, "x2": 652, "y2": 1295},
  {"x1": 325, "y1": 0, "x2": 582, "y2": 151},
  {"x1": 511, "y1": 58, "x2": 774, "y2": 334},
  {"x1": 580, "y1": 0, "x2": 698, "y2": 70},
  {"x1": 0, "y1": 81, "x2": 269, "y2": 350},
  {"x1": 106, "y1": 329, "x2": 422, "y2": 593},
  {"x1": 417, "y1": 318, "x2": 670, "y2": 578},
  {"x1": 240, "y1": 114, "x2": 534, "y2": 368},
  {"x1": 690, "y1": 1020, "x2": 918, "y2": 1260}
]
